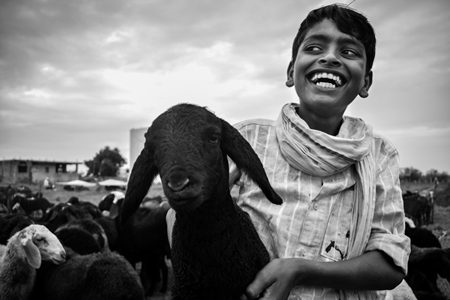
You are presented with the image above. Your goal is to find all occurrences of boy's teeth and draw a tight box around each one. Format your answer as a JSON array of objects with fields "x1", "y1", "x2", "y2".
[
  {"x1": 316, "y1": 82, "x2": 336, "y2": 89},
  {"x1": 311, "y1": 72, "x2": 342, "y2": 86}
]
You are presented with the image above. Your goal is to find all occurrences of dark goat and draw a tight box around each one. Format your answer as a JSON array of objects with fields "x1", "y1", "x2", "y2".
[
  {"x1": 67, "y1": 197, "x2": 103, "y2": 219},
  {"x1": 121, "y1": 103, "x2": 283, "y2": 299},
  {"x1": 108, "y1": 198, "x2": 170, "y2": 296},
  {"x1": 98, "y1": 193, "x2": 116, "y2": 213},
  {"x1": 43, "y1": 202, "x2": 101, "y2": 233},
  {"x1": 407, "y1": 245, "x2": 450, "y2": 300},
  {"x1": 405, "y1": 219, "x2": 450, "y2": 299},
  {"x1": 0, "y1": 191, "x2": 6, "y2": 207},
  {"x1": 98, "y1": 191, "x2": 125, "y2": 214},
  {"x1": 0, "y1": 185, "x2": 33, "y2": 198},
  {"x1": 403, "y1": 191, "x2": 428, "y2": 227},
  {"x1": 95, "y1": 216, "x2": 120, "y2": 252},
  {"x1": 55, "y1": 227, "x2": 102, "y2": 255},
  {"x1": 56, "y1": 218, "x2": 109, "y2": 252},
  {"x1": 0, "y1": 214, "x2": 34, "y2": 244},
  {"x1": 11, "y1": 193, "x2": 53, "y2": 221},
  {"x1": 405, "y1": 218, "x2": 441, "y2": 249},
  {"x1": 32, "y1": 247, "x2": 145, "y2": 300}
]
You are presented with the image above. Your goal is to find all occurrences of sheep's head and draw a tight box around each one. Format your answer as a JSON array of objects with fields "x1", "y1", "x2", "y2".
[
  {"x1": 121, "y1": 103, "x2": 282, "y2": 223},
  {"x1": 16, "y1": 224, "x2": 66, "y2": 268}
]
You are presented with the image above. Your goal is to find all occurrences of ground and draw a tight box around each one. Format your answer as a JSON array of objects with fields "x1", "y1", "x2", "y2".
[{"x1": 9, "y1": 180, "x2": 450, "y2": 299}]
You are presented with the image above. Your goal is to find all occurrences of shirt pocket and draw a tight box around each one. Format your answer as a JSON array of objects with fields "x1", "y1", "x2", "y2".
[{"x1": 320, "y1": 193, "x2": 353, "y2": 262}]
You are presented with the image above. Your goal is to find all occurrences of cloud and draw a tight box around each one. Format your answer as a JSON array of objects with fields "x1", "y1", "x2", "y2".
[{"x1": 0, "y1": 0, "x2": 449, "y2": 173}]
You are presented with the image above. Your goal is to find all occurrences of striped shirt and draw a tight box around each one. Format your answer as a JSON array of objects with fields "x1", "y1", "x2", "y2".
[{"x1": 229, "y1": 118, "x2": 410, "y2": 300}]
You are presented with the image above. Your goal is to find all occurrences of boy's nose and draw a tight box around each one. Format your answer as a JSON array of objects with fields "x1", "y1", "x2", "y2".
[{"x1": 319, "y1": 52, "x2": 341, "y2": 67}]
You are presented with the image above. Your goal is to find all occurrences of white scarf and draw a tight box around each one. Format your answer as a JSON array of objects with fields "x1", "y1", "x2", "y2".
[{"x1": 276, "y1": 103, "x2": 376, "y2": 261}]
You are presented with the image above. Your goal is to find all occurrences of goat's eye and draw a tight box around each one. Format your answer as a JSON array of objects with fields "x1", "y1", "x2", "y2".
[
  {"x1": 208, "y1": 134, "x2": 219, "y2": 144},
  {"x1": 35, "y1": 237, "x2": 44, "y2": 243}
]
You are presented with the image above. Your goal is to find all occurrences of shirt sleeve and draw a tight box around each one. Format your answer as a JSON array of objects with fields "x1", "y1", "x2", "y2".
[{"x1": 365, "y1": 147, "x2": 411, "y2": 275}]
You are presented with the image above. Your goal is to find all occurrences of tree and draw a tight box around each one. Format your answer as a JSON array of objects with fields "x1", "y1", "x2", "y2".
[
  {"x1": 85, "y1": 146, "x2": 126, "y2": 177},
  {"x1": 400, "y1": 167, "x2": 422, "y2": 182}
]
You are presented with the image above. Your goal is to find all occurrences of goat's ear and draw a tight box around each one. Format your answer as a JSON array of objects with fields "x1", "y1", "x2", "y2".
[
  {"x1": 120, "y1": 148, "x2": 158, "y2": 224},
  {"x1": 20, "y1": 231, "x2": 41, "y2": 269},
  {"x1": 221, "y1": 119, "x2": 282, "y2": 205},
  {"x1": 109, "y1": 202, "x2": 120, "y2": 219}
]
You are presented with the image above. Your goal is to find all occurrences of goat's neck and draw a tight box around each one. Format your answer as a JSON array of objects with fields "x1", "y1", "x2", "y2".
[
  {"x1": 1, "y1": 241, "x2": 36, "y2": 280},
  {"x1": 175, "y1": 193, "x2": 238, "y2": 237}
]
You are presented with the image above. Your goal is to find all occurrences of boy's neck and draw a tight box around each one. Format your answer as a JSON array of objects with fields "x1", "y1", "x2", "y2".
[{"x1": 295, "y1": 106, "x2": 343, "y2": 136}]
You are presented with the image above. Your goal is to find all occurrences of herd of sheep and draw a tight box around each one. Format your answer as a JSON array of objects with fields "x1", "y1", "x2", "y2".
[
  {"x1": 0, "y1": 103, "x2": 449, "y2": 300},
  {"x1": 0, "y1": 189, "x2": 169, "y2": 300}
]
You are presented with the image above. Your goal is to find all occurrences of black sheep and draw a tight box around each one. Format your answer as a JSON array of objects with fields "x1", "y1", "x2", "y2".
[
  {"x1": 121, "y1": 103, "x2": 283, "y2": 300},
  {"x1": 0, "y1": 214, "x2": 34, "y2": 244},
  {"x1": 404, "y1": 218, "x2": 450, "y2": 299},
  {"x1": 55, "y1": 227, "x2": 102, "y2": 255},
  {"x1": 98, "y1": 191, "x2": 125, "y2": 214},
  {"x1": 107, "y1": 198, "x2": 170, "y2": 296},
  {"x1": 11, "y1": 193, "x2": 53, "y2": 221},
  {"x1": 56, "y1": 218, "x2": 109, "y2": 252},
  {"x1": 32, "y1": 247, "x2": 145, "y2": 300},
  {"x1": 43, "y1": 202, "x2": 99, "y2": 233},
  {"x1": 406, "y1": 245, "x2": 450, "y2": 300},
  {"x1": 405, "y1": 219, "x2": 441, "y2": 249},
  {"x1": 95, "y1": 215, "x2": 120, "y2": 252},
  {"x1": 98, "y1": 193, "x2": 116, "y2": 213},
  {"x1": 67, "y1": 197, "x2": 103, "y2": 219}
]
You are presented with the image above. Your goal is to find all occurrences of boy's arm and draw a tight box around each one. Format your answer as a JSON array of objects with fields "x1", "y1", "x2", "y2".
[
  {"x1": 241, "y1": 250, "x2": 404, "y2": 300},
  {"x1": 364, "y1": 147, "x2": 410, "y2": 274}
]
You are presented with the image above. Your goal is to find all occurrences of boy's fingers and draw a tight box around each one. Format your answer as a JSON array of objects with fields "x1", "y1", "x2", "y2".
[
  {"x1": 241, "y1": 260, "x2": 278, "y2": 299},
  {"x1": 241, "y1": 276, "x2": 273, "y2": 299},
  {"x1": 240, "y1": 287, "x2": 260, "y2": 300}
]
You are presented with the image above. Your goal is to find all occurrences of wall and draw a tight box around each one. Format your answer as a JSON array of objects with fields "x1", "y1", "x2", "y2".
[{"x1": 0, "y1": 160, "x2": 80, "y2": 185}]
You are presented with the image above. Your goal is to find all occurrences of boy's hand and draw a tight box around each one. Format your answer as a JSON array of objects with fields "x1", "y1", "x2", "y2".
[{"x1": 240, "y1": 258, "x2": 302, "y2": 300}]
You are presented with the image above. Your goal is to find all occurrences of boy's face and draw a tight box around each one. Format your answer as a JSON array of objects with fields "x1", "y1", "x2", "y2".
[{"x1": 288, "y1": 19, "x2": 372, "y2": 118}]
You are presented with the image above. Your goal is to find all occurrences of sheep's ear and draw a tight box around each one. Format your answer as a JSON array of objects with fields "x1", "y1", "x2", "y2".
[
  {"x1": 120, "y1": 148, "x2": 158, "y2": 224},
  {"x1": 20, "y1": 231, "x2": 41, "y2": 269},
  {"x1": 221, "y1": 119, "x2": 282, "y2": 205},
  {"x1": 109, "y1": 202, "x2": 120, "y2": 219},
  {"x1": 47, "y1": 206, "x2": 59, "y2": 222}
]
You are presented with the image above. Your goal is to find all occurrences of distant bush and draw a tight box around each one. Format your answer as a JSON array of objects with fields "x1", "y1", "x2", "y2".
[{"x1": 436, "y1": 182, "x2": 450, "y2": 207}]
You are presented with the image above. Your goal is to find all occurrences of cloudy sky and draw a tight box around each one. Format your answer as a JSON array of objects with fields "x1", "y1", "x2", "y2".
[{"x1": 1, "y1": 0, "x2": 449, "y2": 175}]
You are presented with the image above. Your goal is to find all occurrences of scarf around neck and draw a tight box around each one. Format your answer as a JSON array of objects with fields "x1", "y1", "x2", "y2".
[
  {"x1": 275, "y1": 103, "x2": 376, "y2": 263},
  {"x1": 276, "y1": 103, "x2": 373, "y2": 177}
]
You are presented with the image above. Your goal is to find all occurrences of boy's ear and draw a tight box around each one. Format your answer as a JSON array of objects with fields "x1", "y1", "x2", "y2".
[
  {"x1": 286, "y1": 61, "x2": 294, "y2": 87},
  {"x1": 359, "y1": 71, "x2": 373, "y2": 98}
]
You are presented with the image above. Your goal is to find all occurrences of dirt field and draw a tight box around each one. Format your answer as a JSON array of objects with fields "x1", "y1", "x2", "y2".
[
  {"x1": 39, "y1": 180, "x2": 450, "y2": 235},
  {"x1": 14, "y1": 181, "x2": 450, "y2": 299}
]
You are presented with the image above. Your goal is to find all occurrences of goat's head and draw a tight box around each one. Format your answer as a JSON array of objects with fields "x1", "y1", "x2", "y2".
[
  {"x1": 121, "y1": 103, "x2": 282, "y2": 223},
  {"x1": 16, "y1": 224, "x2": 66, "y2": 268}
]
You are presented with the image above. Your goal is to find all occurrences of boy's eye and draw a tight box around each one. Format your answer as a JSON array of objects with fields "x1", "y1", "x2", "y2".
[
  {"x1": 342, "y1": 49, "x2": 360, "y2": 57},
  {"x1": 305, "y1": 45, "x2": 322, "y2": 52}
]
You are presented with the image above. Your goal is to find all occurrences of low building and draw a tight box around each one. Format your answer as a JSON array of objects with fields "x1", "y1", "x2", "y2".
[{"x1": 0, "y1": 159, "x2": 82, "y2": 185}]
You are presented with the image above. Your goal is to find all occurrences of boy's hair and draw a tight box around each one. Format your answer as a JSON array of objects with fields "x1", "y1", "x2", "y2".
[{"x1": 290, "y1": 4, "x2": 376, "y2": 74}]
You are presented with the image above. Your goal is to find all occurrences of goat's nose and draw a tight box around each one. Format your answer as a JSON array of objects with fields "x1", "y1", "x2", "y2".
[
  {"x1": 61, "y1": 251, "x2": 66, "y2": 260},
  {"x1": 167, "y1": 177, "x2": 189, "y2": 192}
]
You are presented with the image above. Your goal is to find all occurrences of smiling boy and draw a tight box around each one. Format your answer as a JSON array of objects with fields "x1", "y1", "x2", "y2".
[{"x1": 232, "y1": 4, "x2": 410, "y2": 300}]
